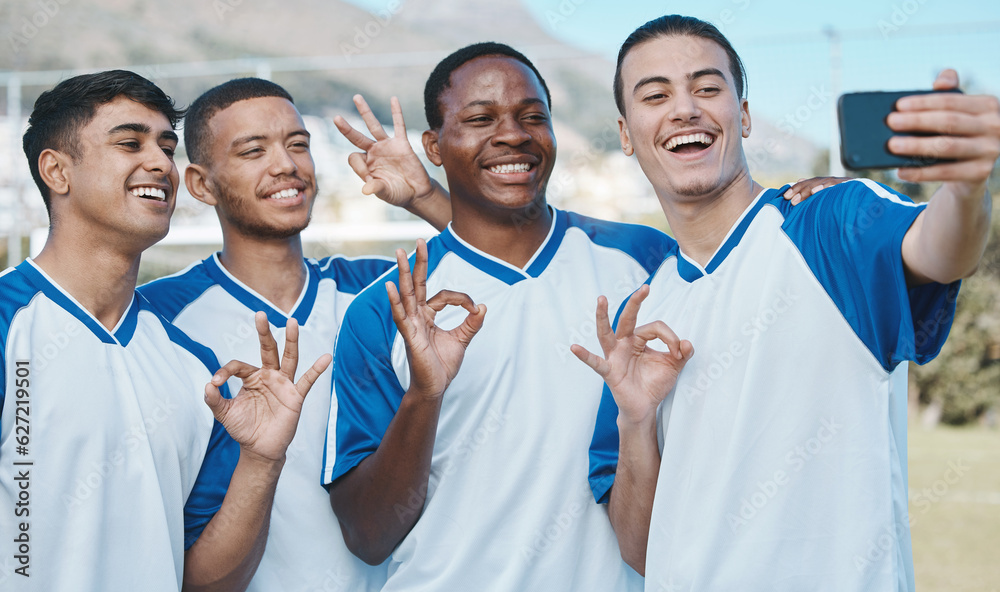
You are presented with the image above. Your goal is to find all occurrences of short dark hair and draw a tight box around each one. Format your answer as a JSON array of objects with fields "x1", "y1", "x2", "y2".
[
  {"x1": 22, "y1": 69, "x2": 182, "y2": 213},
  {"x1": 184, "y1": 78, "x2": 294, "y2": 165},
  {"x1": 614, "y1": 15, "x2": 748, "y2": 115},
  {"x1": 424, "y1": 42, "x2": 552, "y2": 130}
]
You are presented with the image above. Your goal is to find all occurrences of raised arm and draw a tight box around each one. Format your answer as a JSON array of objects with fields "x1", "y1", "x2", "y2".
[
  {"x1": 891, "y1": 69, "x2": 999, "y2": 285},
  {"x1": 335, "y1": 95, "x2": 452, "y2": 230},
  {"x1": 328, "y1": 239, "x2": 485, "y2": 565},
  {"x1": 183, "y1": 313, "x2": 331, "y2": 592},
  {"x1": 571, "y1": 286, "x2": 693, "y2": 575}
]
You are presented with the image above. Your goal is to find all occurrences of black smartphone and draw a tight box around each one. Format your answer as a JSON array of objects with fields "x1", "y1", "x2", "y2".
[{"x1": 838, "y1": 89, "x2": 962, "y2": 170}]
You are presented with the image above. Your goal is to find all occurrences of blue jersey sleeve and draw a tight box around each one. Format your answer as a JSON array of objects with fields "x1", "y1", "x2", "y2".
[
  {"x1": 183, "y1": 417, "x2": 239, "y2": 549},
  {"x1": 779, "y1": 179, "x2": 960, "y2": 370},
  {"x1": 587, "y1": 282, "x2": 652, "y2": 504},
  {"x1": 325, "y1": 285, "x2": 406, "y2": 485}
]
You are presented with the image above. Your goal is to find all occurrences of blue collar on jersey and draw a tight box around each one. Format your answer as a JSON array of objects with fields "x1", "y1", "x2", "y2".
[
  {"x1": 202, "y1": 253, "x2": 320, "y2": 328},
  {"x1": 675, "y1": 185, "x2": 791, "y2": 282},
  {"x1": 438, "y1": 206, "x2": 568, "y2": 286},
  {"x1": 17, "y1": 259, "x2": 142, "y2": 346}
]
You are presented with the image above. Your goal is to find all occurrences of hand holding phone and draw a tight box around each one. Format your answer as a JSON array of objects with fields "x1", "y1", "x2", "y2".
[{"x1": 838, "y1": 89, "x2": 963, "y2": 170}]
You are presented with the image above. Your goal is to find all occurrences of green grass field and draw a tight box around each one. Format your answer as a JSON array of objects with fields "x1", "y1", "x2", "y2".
[{"x1": 909, "y1": 426, "x2": 1000, "y2": 591}]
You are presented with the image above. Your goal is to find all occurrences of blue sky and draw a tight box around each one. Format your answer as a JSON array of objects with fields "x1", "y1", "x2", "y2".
[{"x1": 345, "y1": 0, "x2": 1000, "y2": 146}]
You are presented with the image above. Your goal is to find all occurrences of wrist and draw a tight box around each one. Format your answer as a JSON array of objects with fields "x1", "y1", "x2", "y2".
[{"x1": 238, "y1": 447, "x2": 287, "y2": 474}]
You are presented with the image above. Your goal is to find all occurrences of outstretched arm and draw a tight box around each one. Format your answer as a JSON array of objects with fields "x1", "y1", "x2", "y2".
[
  {"x1": 329, "y1": 239, "x2": 486, "y2": 565},
  {"x1": 183, "y1": 313, "x2": 331, "y2": 592},
  {"x1": 891, "y1": 69, "x2": 999, "y2": 285},
  {"x1": 571, "y1": 286, "x2": 693, "y2": 575},
  {"x1": 335, "y1": 95, "x2": 452, "y2": 230}
]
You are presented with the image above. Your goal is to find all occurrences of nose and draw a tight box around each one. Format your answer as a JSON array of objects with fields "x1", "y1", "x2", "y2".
[
  {"x1": 268, "y1": 145, "x2": 299, "y2": 176},
  {"x1": 492, "y1": 115, "x2": 532, "y2": 147},
  {"x1": 143, "y1": 144, "x2": 174, "y2": 174},
  {"x1": 668, "y1": 91, "x2": 701, "y2": 122}
]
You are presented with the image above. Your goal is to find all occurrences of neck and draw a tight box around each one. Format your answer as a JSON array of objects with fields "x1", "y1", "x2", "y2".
[
  {"x1": 217, "y1": 228, "x2": 307, "y2": 314},
  {"x1": 450, "y1": 199, "x2": 553, "y2": 268},
  {"x1": 656, "y1": 168, "x2": 763, "y2": 267},
  {"x1": 32, "y1": 223, "x2": 144, "y2": 331}
]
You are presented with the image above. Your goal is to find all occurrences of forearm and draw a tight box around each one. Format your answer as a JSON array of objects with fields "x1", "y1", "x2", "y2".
[
  {"x1": 903, "y1": 183, "x2": 992, "y2": 285},
  {"x1": 608, "y1": 415, "x2": 661, "y2": 576},
  {"x1": 329, "y1": 390, "x2": 442, "y2": 564},
  {"x1": 183, "y1": 452, "x2": 284, "y2": 592},
  {"x1": 405, "y1": 179, "x2": 452, "y2": 231}
]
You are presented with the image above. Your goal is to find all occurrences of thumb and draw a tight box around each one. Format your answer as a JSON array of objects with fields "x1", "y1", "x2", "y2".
[
  {"x1": 204, "y1": 379, "x2": 231, "y2": 422},
  {"x1": 453, "y1": 304, "x2": 487, "y2": 347},
  {"x1": 932, "y1": 68, "x2": 959, "y2": 91}
]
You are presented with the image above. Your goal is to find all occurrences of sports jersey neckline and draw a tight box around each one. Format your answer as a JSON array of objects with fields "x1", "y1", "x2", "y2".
[
  {"x1": 439, "y1": 206, "x2": 567, "y2": 285},
  {"x1": 18, "y1": 259, "x2": 141, "y2": 346},
  {"x1": 675, "y1": 185, "x2": 789, "y2": 282},
  {"x1": 203, "y1": 253, "x2": 319, "y2": 327}
]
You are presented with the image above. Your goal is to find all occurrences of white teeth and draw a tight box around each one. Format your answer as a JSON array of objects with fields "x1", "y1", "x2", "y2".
[
  {"x1": 489, "y1": 163, "x2": 531, "y2": 174},
  {"x1": 131, "y1": 187, "x2": 166, "y2": 200},
  {"x1": 664, "y1": 133, "x2": 714, "y2": 151},
  {"x1": 266, "y1": 188, "x2": 299, "y2": 199}
]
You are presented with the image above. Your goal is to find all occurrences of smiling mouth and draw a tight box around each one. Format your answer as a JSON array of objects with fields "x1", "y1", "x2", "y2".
[
  {"x1": 264, "y1": 188, "x2": 300, "y2": 200},
  {"x1": 488, "y1": 163, "x2": 533, "y2": 174},
  {"x1": 131, "y1": 187, "x2": 167, "y2": 201},
  {"x1": 665, "y1": 133, "x2": 715, "y2": 154}
]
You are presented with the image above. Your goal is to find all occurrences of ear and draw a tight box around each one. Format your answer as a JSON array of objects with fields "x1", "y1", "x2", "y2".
[
  {"x1": 422, "y1": 129, "x2": 443, "y2": 167},
  {"x1": 185, "y1": 164, "x2": 218, "y2": 207},
  {"x1": 38, "y1": 149, "x2": 71, "y2": 196},
  {"x1": 741, "y1": 98, "x2": 752, "y2": 139},
  {"x1": 618, "y1": 116, "x2": 634, "y2": 156}
]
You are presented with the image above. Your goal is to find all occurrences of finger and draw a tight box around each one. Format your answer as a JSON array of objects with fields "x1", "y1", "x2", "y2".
[
  {"x1": 390, "y1": 96, "x2": 407, "y2": 137},
  {"x1": 634, "y1": 321, "x2": 683, "y2": 360},
  {"x1": 294, "y1": 353, "x2": 333, "y2": 398},
  {"x1": 896, "y1": 92, "x2": 998, "y2": 115},
  {"x1": 347, "y1": 152, "x2": 372, "y2": 184},
  {"x1": 395, "y1": 247, "x2": 417, "y2": 314},
  {"x1": 569, "y1": 344, "x2": 610, "y2": 378},
  {"x1": 425, "y1": 289, "x2": 477, "y2": 314},
  {"x1": 413, "y1": 239, "x2": 428, "y2": 306},
  {"x1": 386, "y1": 281, "x2": 408, "y2": 328},
  {"x1": 888, "y1": 134, "x2": 994, "y2": 161},
  {"x1": 886, "y1": 110, "x2": 983, "y2": 136},
  {"x1": 334, "y1": 116, "x2": 374, "y2": 151},
  {"x1": 897, "y1": 159, "x2": 996, "y2": 183},
  {"x1": 616, "y1": 285, "x2": 650, "y2": 338},
  {"x1": 214, "y1": 359, "x2": 262, "y2": 384},
  {"x1": 255, "y1": 311, "x2": 280, "y2": 370},
  {"x1": 280, "y1": 318, "x2": 300, "y2": 382},
  {"x1": 353, "y1": 94, "x2": 389, "y2": 141},
  {"x1": 450, "y1": 303, "x2": 487, "y2": 348},
  {"x1": 932, "y1": 68, "x2": 959, "y2": 91},
  {"x1": 594, "y1": 296, "x2": 617, "y2": 357},
  {"x1": 679, "y1": 339, "x2": 695, "y2": 361}
]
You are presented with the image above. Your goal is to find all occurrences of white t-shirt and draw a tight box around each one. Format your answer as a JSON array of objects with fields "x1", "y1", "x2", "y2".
[
  {"x1": 589, "y1": 181, "x2": 958, "y2": 592},
  {"x1": 0, "y1": 259, "x2": 237, "y2": 591},
  {"x1": 140, "y1": 252, "x2": 393, "y2": 592},
  {"x1": 329, "y1": 208, "x2": 675, "y2": 591}
]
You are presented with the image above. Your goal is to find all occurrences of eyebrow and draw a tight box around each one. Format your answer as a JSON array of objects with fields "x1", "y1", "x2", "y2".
[
  {"x1": 230, "y1": 129, "x2": 311, "y2": 149},
  {"x1": 462, "y1": 98, "x2": 547, "y2": 109},
  {"x1": 108, "y1": 122, "x2": 178, "y2": 143},
  {"x1": 633, "y1": 68, "x2": 728, "y2": 95}
]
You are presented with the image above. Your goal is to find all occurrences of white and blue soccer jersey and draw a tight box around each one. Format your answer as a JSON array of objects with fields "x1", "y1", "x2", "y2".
[
  {"x1": 326, "y1": 208, "x2": 674, "y2": 591},
  {"x1": 139, "y1": 252, "x2": 394, "y2": 592},
  {"x1": 0, "y1": 259, "x2": 237, "y2": 591},
  {"x1": 589, "y1": 181, "x2": 959, "y2": 592}
]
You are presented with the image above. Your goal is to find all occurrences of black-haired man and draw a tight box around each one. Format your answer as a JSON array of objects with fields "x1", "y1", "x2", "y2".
[
  {"x1": 139, "y1": 77, "x2": 451, "y2": 591},
  {"x1": 577, "y1": 14, "x2": 1000, "y2": 591},
  {"x1": 0, "y1": 70, "x2": 329, "y2": 591},
  {"x1": 324, "y1": 42, "x2": 681, "y2": 591}
]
